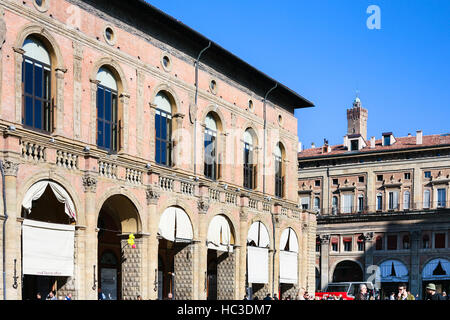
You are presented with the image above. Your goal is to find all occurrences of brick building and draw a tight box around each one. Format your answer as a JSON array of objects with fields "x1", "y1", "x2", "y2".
[
  {"x1": 0, "y1": 0, "x2": 317, "y2": 300},
  {"x1": 298, "y1": 97, "x2": 450, "y2": 299}
]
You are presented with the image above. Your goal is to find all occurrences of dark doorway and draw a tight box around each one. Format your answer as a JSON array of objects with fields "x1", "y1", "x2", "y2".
[{"x1": 332, "y1": 260, "x2": 363, "y2": 282}]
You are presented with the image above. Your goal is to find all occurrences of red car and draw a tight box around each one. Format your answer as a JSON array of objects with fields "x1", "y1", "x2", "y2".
[{"x1": 315, "y1": 282, "x2": 376, "y2": 300}]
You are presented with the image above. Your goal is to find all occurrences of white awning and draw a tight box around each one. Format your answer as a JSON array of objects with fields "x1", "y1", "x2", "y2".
[
  {"x1": 247, "y1": 246, "x2": 269, "y2": 284},
  {"x1": 247, "y1": 221, "x2": 270, "y2": 248},
  {"x1": 207, "y1": 215, "x2": 233, "y2": 252},
  {"x1": 377, "y1": 260, "x2": 409, "y2": 282},
  {"x1": 422, "y1": 258, "x2": 450, "y2": 280},
  {"x1": 280, "y1": 251, "x2": 298, "y2": 284},
  {"x1": 22, "y1": 219, "x2": 75, "y2": 276},
  {"x1": 158, "y1": 206, "x2": 193, "y2": 242},
  {"x1": 280, "y1": 228, "x2": 299, "y2": 253},
  {"x1": 22, "y1": 180, "x2": 76, "y2": 220}
]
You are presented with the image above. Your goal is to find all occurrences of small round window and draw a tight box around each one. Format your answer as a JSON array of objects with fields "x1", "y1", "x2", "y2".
[
  {"x1": 209, "y1": 80, "x2": 217, "y2": 94},
  {"x1": 104, "y1": 26, "x2": 116, "y2": 45},
  {"x1": 33, "y1": 0, "x2": 49, "y2": 12},
  {"x1": 160, "y1": 54, "x2": 172, "y2": 72}
]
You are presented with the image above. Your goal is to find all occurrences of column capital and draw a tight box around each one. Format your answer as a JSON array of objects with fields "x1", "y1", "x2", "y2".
[
  {"x1": 82, "y1": 173, "x2": 98, "y2": 193},
  {"x1": 319, "y1": 234, "x2": 330, "y2": 245},
  {"x1": 146, "y1": 185, "x2": 160, "y2": 205},
  {"x1": 197, "y1": 198, "x2": 210, "y2": 214},
  {"x1": 1, "y1": 159, "x2": 19, "y2": 177}
]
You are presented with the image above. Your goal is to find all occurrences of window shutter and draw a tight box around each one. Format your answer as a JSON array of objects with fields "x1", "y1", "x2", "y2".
[
  {"x1": 118, "y1": 119, "x2": 122, "y2": 151},
  {"x1": 51, "y1": 97, "x2": 56, "y2": 132},
  {"x1": 253, "y1": 165, "x2": 257, "y2": 190}
]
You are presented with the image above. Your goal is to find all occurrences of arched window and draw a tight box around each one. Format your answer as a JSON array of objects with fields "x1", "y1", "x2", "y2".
[
  {"x1": 204, "y1": 113, "x2": 218, "y2": 180},
  {"x1": 155, "y1": 92, "x2": 173, "y2": 166},
  {"x1": 96, "y1": 67, "x2": 118, "y2": 152},
  {"x1": 403, "y1": 191, "x2": 410, "y2": 210},
  {"x1": 243, "y1": 129, "x2": 256, "y2": 189},
  {"x1": 423, "y1": 189, "x2": 431, "y2": 209},
  {"x1": 274, "y1": 143, "x2": 284, "y2": 198},
  {"x1": 22, "y1": 36, "x2": 52, "y2": 132},
  {"x1": 332, "y1": 196, "x2": 338, "y2": 215}
]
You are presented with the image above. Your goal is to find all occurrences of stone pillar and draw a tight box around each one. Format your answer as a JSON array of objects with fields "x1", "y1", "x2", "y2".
[
  {"x1": 173, "y1": 243, "x2": 194, "y2": 300},
  {"x1": 82, "y1": 172, "x2": 98, "y2": 300},
  {"x1": 216, "y1": 251, "x2": 235, "y2": 300},
  {"x1": 238, "y1": 208, "x2": 248, "y2": 299},
  {"x1": 89, "y1": 79, "x2": 100, "y2": 146},
  {"x1": 363, "y1": 232, "x2": 375, "y2": 282},
  {"x1": 146, "y1": 184, "x2": 160, "y2": 300},
  {"x1": 410, "y1": 230, "x2": 421, "y2": 298},
  {"x1": 72, "y1": 42, "x2": 83, "y2": 140},
  {"x1": 1, "y1": 159, "x2": 20, "y2": 300},
  {"x1": 121, "y1": 236, "x2": 142, "y2": 300},
  {"x1": 13, "y1": 47, "x2": 25, "y2": 124},
  {"x1": 319, "y1": 234, "x2": 330, "y2": 291},
  {"x1": 197, "y1": 198, "x2": 209, "y2": 300},
  {"x1": 54, "y1": 67, "x2": 67, "y2": 136},
  {"x1": 119, "y1": 93, "x2": 130, "y2": 154}
]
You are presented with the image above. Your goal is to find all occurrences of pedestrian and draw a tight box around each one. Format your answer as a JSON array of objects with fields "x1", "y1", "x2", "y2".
[
  {"x1": 98, "y1": 288, "x2": 106, "y2": 300},
  {"x1": 167, "y1": 292, "x2": 173, "y2": 300},
  {"x1": 243, "y1": 294, "x2": 249, "y2": 300},
  {"x1": 253, "y1": 296, "x2": 259, "y2": 300},
  {"x1": 389, "y1": 292, "x2": 396, "y2": 300},
  {"x1": 36, "y1": 292, "x2": 42, "y2": 300},
  {"x1": 46, "y1": 291, "x2": 57, "y2": 300},
  {"x1": 137, "y1": 295, "x2": 142, "y2": 300},
  {"x1": 396, "y1": 283, "x2": 415, "y2": 300},
  {"x1": 263, "y1": 293, "x2": 272, "y2": 300},
  {"x1": 424, "y1": 283, "x2": 445, "y2": 300},
  {"x1": 65, "y1": 293, "x2": 72, "y2": 300},
  {"x1": 355, "y1": 284, "x2": 369, "y2": 300},
  {"x1": 273, "y1": 293, "x2": 279, "y2": 300}
]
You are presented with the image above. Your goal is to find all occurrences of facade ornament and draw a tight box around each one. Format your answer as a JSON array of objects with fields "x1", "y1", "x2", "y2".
[
  {"x1": 189, "y1": 101, "x2": 197, "y2": 124},
  {"x1": 363, "y1": 232, "x2": 374, "y2": 242},
  {"x1": 0, "y1": 12, "x2": 6, "y2": 49},
  {"x1": 82, "y1": 174, "x2": 97, "y2": 193},
  {"x1": 197, "y1": 198, "x2": 209, "y2": 214},
  {"x1": 1, "y1": 160, "x2": 19, "y2": 176},
  {"x1": 319, "y1": 234, "x2": 330, "y2": 244},
  {"x1": 146, "y1": 185, "x2": 160, "y2": 205}
]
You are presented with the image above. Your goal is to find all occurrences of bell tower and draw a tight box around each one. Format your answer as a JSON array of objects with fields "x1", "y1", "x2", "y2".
[{"x1": 347, "y1": 96, "x2": 368, "y2": 141}]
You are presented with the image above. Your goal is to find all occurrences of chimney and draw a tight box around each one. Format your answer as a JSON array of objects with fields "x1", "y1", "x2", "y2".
[
  {"x1": 343, "y1": 136, "x2": 349, "y2": 149},
  {"x1": 370, "y1": 136, "x2": 376, "y2": 149},
  {"x1": 298, "y1": 142, "x2": 302, "y2": 152},
  {"x1": 311, "y1": 142, "x2": 316, "y2": 149},
  {"x1": 416, "y1": 130, "x2": 423, "y2": 145},
  {"x1": 407, "y1": 133, "x2": 412, "y2": 137}
]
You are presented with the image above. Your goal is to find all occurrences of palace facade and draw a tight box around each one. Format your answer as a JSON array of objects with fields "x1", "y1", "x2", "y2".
[{"x1": 0, "y1": 0, "x2": 317, "y2": 300}]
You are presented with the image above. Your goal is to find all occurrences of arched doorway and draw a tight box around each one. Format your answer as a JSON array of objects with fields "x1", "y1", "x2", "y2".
[
  {"x1": 279, "y1": 228, "x2": 299, "y2": 299},
  {"x1": 20, "y1": 180, "x2": 76, "y2": 300},
  {"x1": 206, "y1": 215, "x2": 236, "y2": 300},
  {"x1": 376, "y1": 259, "x2": 409, "y2": 299},
  {"x1": 97, "y1": 194, "x2": 141, "y2": 300},
  {"x1": 332, "y1": 260, "x2": 363, "y2": 283},
  {"x1": 422, "y1": 258, "x2": 450, "y2": 297},
  {"x1": 246, "y1": 221, "x2": 270, "y2": 299},
  {"x1": 157, "y1": 206, "x2": 194, "y2": 300}
]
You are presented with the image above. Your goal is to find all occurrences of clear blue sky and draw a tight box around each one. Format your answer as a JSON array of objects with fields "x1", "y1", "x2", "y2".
[{"x1": 146, "y1": 0, "x2": 450, "y2": 147}]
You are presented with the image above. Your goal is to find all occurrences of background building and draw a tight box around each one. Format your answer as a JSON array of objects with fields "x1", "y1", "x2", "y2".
[
  {"x1": 0, "y1": 0, "x2": 316, "y2": 300},
  {"x1": 298, "y1": 97, "x2": 450, "y2": 299}
]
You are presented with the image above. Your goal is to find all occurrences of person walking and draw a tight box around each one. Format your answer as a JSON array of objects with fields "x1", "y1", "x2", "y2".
[
  {"x1": 46, "y1": 291, "x2": 57, "y2": 300},
  {"x1": 424, "y1": 283, "x2": 445, "y2": 300},
  {"x1": 396, "y1": 283, "x2": 415, "y2": 300},
  {"x1": 65, "y1": 293, "x2": 72, "y2": 300},
  {"x1": 263, "y1": 293, "x2": 272, "y2": 300}
]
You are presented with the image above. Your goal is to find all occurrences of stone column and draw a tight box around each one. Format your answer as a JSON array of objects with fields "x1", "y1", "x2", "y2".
[
  {"x1": 319, "y1": 234, "x2": 330, "y2": 291},
  {"x1": 72, "y1": 42, "x2": 83, "y2": 140},
  {"x1": 89, "y1": 79, "x2": 100, "y2": 146},
  {"x1": 238, "y1": 208, "x2": 248, "y2": 299},
  {"x1": 146, "y1": 184, "x2": 160, "y2": 300},
  {"x1": 82, "y1": 172, "x2": 98, "y2": 300},
  {"x1": 119, "y1": 93, "x2": 130, "y2": 154},
  {"x1": 363, "y1": 232, "x2": 375, "y2": 282},
  {"x1": 410, "y1": 230, "x2": 421, "y2": 298},
  {"x1": 216, "y1": 250, "x2": 235, "y2": 300},
  {"x1": 54, "y1": 67, "x2": 67, "y2": 136},
  {"x1": 13, "y1": 47, "x2": 25, "y2": 124},
  {"x1": 174, "y1": 243, "x2": 194, "y2": 300},
  {"x1": 1, "y1": 159, "x2": 20, "y2": 300},
  {"x1": 121, "y1": 236, "x2": 142, "y2": 300},
  {"x1": 196, "y1": 197, "x2": 209, "y2": 300}
]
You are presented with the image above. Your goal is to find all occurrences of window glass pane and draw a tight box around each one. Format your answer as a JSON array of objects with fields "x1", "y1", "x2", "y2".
[
  {"x1": 160, "y1": 140, "x2": 167, "y2": 165},
  {"x1": 25, "y1": 96, "x2": 34, "y2": 127},
  {"x1": 34, "y1": 65, "x2": 43, "y2": 98},
  {"x1": 43, "y1": 68, "x2": 51, "y2": 100},
  {"x1": 155, "y1": 139, "x2": 161, "y2": 164},
  {"x1": 112, "y1": 93, "x2": 118, "y2": 122},
  {"x1": 104, "y1": 89, "x2": 112, "y2": 121},
  {"x1": 24, "y1": 60, "x2": 34, "y2": 94},
  {"x1": 104, "y1": 122, "x2": 111, "y2": 150},
  {"x1": 34, "y1": 99, "x2": 42, "y2": 130},
  {"x1": 97, "y1": 87, "x2": 104, "y2": 119},
  {"x1": 97, "y1": 120, "x2": 104, "y2": 148},
  {"x1": 160, "y1": 116, "x2": 167, "y2": 140}
]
